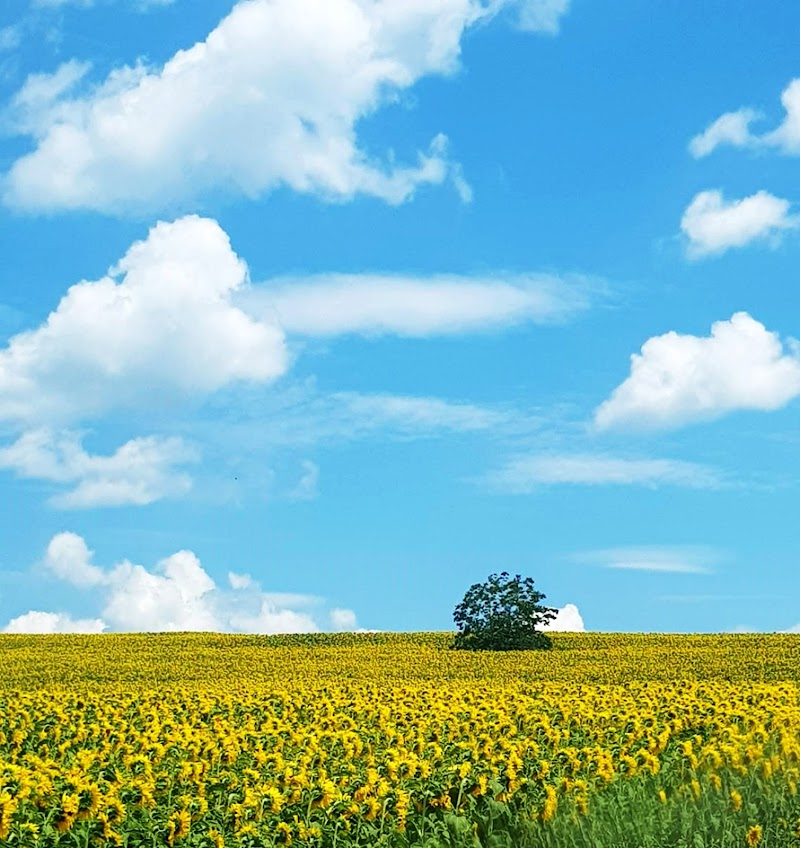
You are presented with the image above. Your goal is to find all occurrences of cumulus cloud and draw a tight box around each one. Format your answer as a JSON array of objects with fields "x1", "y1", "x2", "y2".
[
  {"x1": 0, "y1": 429, "x2": 197, "y2": 508},
  {"x1": 541, "y1": 603, "x2": 584, "y2": 631},
  {"x1": 44, "y1": 530, "x2": 105, "y2": 586},
  {"x1": 227, "y1": 571, "x2": 255, "y2": 591},
  {"x1": 243, "y1": 272, "x2": 593, "y2": 336},
  {"x1": 486, "y1": 453, "x2": 723, "y2": 492},
  {"x1": 574, "y1": 546, "x2": 718, "y2": 575},
  {"x1": 0, "y1": 215, "x2": 286, "y2": 426},
  {"x1": 330, "y1": 608, "x2": 358, "y2": 631},
  {"x1": 4, "y1": 0, "x2": 573, "y2": 213},
  {"x1": 8, "y1": 531, "x2": 357, "y2": 634},
  {"x1": 594, "y1": 312, "x2": 800, "y2": 430},
  {"x1": 4, "y1": 0, "x2": 470, "y2": 212},
  {"x1": 4, "y1": 611, "x2": 106, "y2": 634},
  {"x1": 102, "y1": 550, "x2": 220, "y2": 632},
  {"x1": 2, "y1": 214, "x2": 596, "y2": 434},
  {"x1": 689, "y1": 79, "x2": 800, "y2": 157},
  {"x1": 681, "y1": 190, "x2": 798, "y2": 257}
]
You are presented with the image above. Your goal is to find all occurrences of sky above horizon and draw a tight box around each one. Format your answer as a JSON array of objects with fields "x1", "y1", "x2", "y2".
[{"x1": 1, "y1": 0, "x2": 799, "y2": 636}]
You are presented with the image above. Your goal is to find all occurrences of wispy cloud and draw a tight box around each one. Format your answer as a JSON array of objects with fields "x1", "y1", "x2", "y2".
[
  {"x1": 659, "y1": 593, "x2": 782, "y2": 604},
  {"x1": 242, "y1": 272, "x2": 596, "y2": 337},
  {"x1": 512, "y1": 0, "x2": 571, "y2": 34},
  {"x1": 485, "y1": 453, "x2": 724, "y2": 492},
  {"x1": 573, "y1": 546, "x2": 720, "y2": 574},
  {"x1": 33, "y1": 0, "x2": 176, "y2": 8},
  {"x1": 200, "y1": 382, "x2": 530, "y2": 450}
]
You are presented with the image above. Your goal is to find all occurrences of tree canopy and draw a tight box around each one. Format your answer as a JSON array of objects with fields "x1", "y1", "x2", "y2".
[{"x1": 452, "y1": 571, "x2": 557, "y2": 651}]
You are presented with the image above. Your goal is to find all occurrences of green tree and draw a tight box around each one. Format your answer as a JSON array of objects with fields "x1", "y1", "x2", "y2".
[{"x1": 452, "y1": 571, "x2": 557, "y2": 651}]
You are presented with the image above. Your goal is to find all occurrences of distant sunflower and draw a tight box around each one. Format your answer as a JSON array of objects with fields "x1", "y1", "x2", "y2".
[{"x1": 745, "y1": 824, "x2": 763, "y2": 846}]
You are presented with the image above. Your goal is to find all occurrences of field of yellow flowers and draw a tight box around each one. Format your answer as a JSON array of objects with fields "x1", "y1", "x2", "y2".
[{"x1": 1, "y1": 632, "x2": 799, "y2": 847}]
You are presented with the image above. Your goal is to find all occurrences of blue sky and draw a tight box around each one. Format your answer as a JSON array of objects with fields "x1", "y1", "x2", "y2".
[{"x1": 1, "y1": 0, "x2": 799, "y2": 635}]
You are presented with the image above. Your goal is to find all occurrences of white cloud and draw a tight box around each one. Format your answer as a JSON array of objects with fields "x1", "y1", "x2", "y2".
[
  {"x1": 10, "y1": 60, "x2": 92, "y2": 135},
  {"x1": 44, "y1": 530, "x2": 105, "y2": 587},
  {"x1": 594, "y1": 312, "x2": 800, "y2": 430},
  {"x1": 486, "y1": 453, "x2": 723, "y2": 492},
  {"x1": 223, "y1": 384, "x2": 521, "y2": 449},
  {"x1": 0, "y1": 215, "x2": 286, "y2": 426},
  {"x1": 689, "y1": 108, "x2": 761, "y2": 158},
  {"x1": 0, "y1": 429, "x2": 197, "y2": 508},
  {"x1": 3, "y1": 611, "x2": 106, "y2": 634},
  {"x1": 765, "y1": 79, "x2": 800, "y2": 153},
  {"x1": 7, "y1": 532, "x2": 355, "y2": 634},
  {"x1": 2, "y1": 216, "x2": 594, "y2": 434},
  {"x1": 541, "y1": 603, "x2": 584, "y2": 631},
  {"x1": 728, "y1": 623, "x2": 800, "y2": 633},
  {"x1": 227, "y1": 571, "x2": 255, "y2": 591},
  {"x1": 288, "y1": 460, "x2": 319, "y2": 501},
  {"x1": 102, "y1": 550, "x2": 220, "y2": 632},
  {"x1": 4, "y1": 0, "x2": 482, "y2": 212},
  {"x1": 5, "y1": 0, "x2": 574, "y2": 213},
  {"x1": 335, "y1": 393, "x2": 510, "y2": 434},
  {"x1": 681, "y1": 190, "x2": 798, "y2": 258},
  {"x1": 244, "y1": 272, "x2": 593, "y2": 336},
  {"x1": 689, "y1": 79, "x2": 800, "y2": 157},
  {"x1": 574, "y1": 546, "x2": 717, "y2": 575},
  {"x1": 227, "y1": 605, "x2": 321, "y2": 635},
  {"x1": 330, "y1": 608, "x2": 358, "y2": 631}
]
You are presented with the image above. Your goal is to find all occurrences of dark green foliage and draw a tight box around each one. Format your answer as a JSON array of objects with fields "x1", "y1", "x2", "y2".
[{"x1": 451, "y1": 572, "x2": 557, "y2": 651}]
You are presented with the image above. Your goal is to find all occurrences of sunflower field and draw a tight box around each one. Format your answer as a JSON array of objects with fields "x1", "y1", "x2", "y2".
[{"x1": 1, "y1": 632, "x2": 799, "y2": 847}]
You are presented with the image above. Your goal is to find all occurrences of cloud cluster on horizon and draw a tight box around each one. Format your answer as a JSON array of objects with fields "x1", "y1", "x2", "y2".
[
  {"x1": 3, "y1": 532, "x2": 358, "y2": 634},
  {"x1": 2, "y1": 531, "x2": 586, "y2": 635},
  {"x1": 540, "y1": 602, "x2": 584, "y2": 632}
]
